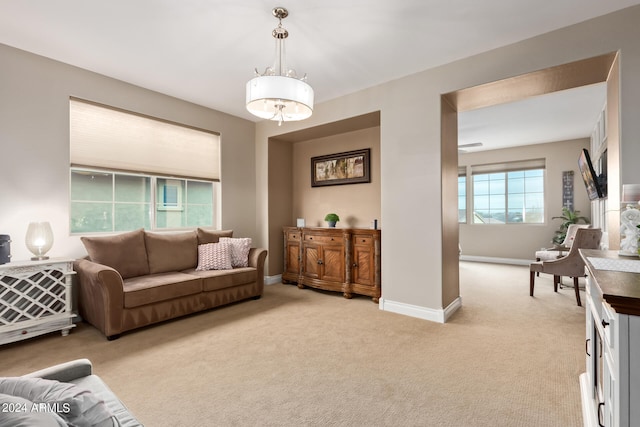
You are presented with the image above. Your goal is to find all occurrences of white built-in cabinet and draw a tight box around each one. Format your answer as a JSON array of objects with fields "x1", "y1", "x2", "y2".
[{"x1": 580, "y1": 250, "x2": 640, "y2": 427}]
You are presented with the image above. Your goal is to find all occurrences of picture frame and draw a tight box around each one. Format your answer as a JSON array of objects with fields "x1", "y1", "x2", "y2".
[{"x1": 311, "y1": 148, "x2": 371, "y2": 187}]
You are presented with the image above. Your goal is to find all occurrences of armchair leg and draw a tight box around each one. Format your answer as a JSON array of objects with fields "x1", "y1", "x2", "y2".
[
  {"x1": 553, "y1": 276, "x2": 559, "y2": 293},
  {"x1": 573, "y1": 277, "x2": 582, "y2": 306},
  {"x1": 529, "y1": 270, "x2": 535, "y2": 296}
]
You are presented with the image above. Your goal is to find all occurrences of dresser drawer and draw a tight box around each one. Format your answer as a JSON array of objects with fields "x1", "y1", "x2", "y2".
[
  {"x1": 304, "y1": 234, "x2": 341, "y2": 244},
  {"x1": 353, "y1": 235, "x2": 373, "y2": 245},
  {"x1": 287, "y1": 231, "x2": 301, "y2": 241}
]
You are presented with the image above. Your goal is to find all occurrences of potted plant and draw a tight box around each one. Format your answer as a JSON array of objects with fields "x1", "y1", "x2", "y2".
[
  {"x1": 551, "y1": 207, "x2": 590, "y2": 244},
  {"x1": 324, "y1": 213, "x2": 340, "y2": 228}
]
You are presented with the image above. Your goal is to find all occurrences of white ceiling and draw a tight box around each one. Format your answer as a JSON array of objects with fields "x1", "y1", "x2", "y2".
[
  {"x1": 457, "y1": 83, "x2": 607, "y2": 152},
  {"x1": 0, "y1": 1, "x2": 634, "y2": 150}
]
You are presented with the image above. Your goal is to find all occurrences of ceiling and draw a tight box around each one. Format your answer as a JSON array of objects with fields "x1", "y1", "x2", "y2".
[
  {"x1": 0, "y1": 1, "x2": 635, "y2": 150},
  {"x1": 457, "y1": 82, "x2": 607, "y2": 152}
]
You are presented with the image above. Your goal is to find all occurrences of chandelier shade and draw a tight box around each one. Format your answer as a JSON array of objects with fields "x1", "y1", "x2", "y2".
[
  {"x1": 246, "y1": 75, "x2": 314, "y2": 121},
  {"x1": 246, "y1": 7, "x2": 313, "y2": 125}
]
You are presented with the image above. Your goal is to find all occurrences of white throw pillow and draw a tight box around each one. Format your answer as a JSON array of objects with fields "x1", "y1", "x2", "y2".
[
  {"x1": 196, "y1": 242, "x2": 233, "y2": 270},
  {"x1": 219, "y1": 237, "x2": 252, "y2": 268}
]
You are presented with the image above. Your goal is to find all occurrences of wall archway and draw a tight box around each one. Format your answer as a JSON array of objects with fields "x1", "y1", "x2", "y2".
[{"x1": 440, "y1": 52, "x2": 620, "y2": 308}]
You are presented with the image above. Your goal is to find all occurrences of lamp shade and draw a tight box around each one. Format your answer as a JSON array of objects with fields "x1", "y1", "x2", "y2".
[
  {"x1": 246, "y1": 76, "x2": 314, "y2": 121},
  {"x1": 621, "y1": 184, "x2": 640, "y2": 204},
  {"x1": 25, "y1": 221, "x2": 54, "y2": 260}
]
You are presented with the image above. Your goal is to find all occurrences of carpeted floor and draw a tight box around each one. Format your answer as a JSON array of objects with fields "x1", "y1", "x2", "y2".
[{"x1": 0, "y1": 262, "x2": 586, "y2": 426}]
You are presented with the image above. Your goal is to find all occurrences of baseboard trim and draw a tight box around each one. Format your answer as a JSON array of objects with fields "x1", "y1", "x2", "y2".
[
  {"x1": 379, "y1": 296, "x2": 462, "y2": 323},
  {"x1": 579, "y1": 373, "x2": 597, "y2": 427},
  {"x1": 443, "y1": 296, "x2": 463, "y2": 322},
  {"x1": 265, "y1": 275, "x2": 282, "y2": 285},
  {"x1": 460, "y1": 255, "x2": 530, "y2": 266}
]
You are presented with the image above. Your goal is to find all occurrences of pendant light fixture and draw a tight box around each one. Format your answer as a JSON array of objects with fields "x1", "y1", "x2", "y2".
[{"x1": 246, "y1": 7, "x2": 314, "y2": 126}]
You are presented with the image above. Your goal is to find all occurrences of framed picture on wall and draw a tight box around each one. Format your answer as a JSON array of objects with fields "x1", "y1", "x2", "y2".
[{"x1": 311, "y1": 148, "x2": 371, "y2": 187}]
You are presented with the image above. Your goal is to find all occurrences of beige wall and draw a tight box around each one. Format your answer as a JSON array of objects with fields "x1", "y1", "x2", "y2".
[
  {"x1": 292, "y1": 127, "x2": 381, "y2": 228},
  {"x1": 267, "y1": 138, "x2": 294, "y2": 276},
  {"x1": 459, "y1": 139, "x2": 591, "y2": 260},
  {"x1": 0, "y1": 43, "x2": 257, "y2": 261},
  {"x1": 266, "y1": 127, "x2": 381, "y2": 274},
  {"x1": 256, "y1": 6, "x2": 640, "y2": 317}
]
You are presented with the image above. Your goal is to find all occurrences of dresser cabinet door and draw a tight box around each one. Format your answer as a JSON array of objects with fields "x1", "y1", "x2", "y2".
[
  {"x1": 285, "y1": 240, "x2": 301, "y2": 276},
  {"x1": 352, "y1": 235, "x2": 375, "y2": 287},
  {"x1": 320, "y1": 244, "x2": 345, "y2": 283},
  {"x1": 303, "y1": 244, "x2": 320, "y2": 280},
  {"x1": 282, "y1": 228, "x2": 302, "y2": 283},
  {"x1": 302, "y1": 243, "x2": 344, "y2": 282}
]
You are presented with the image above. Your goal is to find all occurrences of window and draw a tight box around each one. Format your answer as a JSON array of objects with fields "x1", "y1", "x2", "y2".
[
  {"x1": 471, "y1": 160, "x2": 545, "y2": 224},
  {"x1": 70, "y1": 168, "x2": 216, "y2": 233},
  {"x1": 69, "y1": 98, "x2": 220, "y2": 233},
  {"x1": 458, "y1": 168, "x2": 467, "y2": 223}
]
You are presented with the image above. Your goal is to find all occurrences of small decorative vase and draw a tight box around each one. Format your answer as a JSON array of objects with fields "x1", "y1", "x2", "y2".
[
  {"x1": 620, "y1": 206, "x2": 640, "y2": 255},
  {"x1": 328, "y1": 221, "x2": 336, "y2": 228}
]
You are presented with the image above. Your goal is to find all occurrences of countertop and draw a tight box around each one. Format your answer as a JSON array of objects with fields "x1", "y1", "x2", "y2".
[{"x1": 580, "y1": 249, "x2": 640, "y2": 316}]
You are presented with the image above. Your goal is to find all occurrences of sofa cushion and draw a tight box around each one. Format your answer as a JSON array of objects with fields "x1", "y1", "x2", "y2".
[
  {"x1": 196, "y1": 242, "x2": 233, "y2": 271},
  {"x1": 0, "y1": 377, "x2": 114, "y2": 427},
  {"x1": 123, "y1": 272, "x2": 203, "y2": 308},
  {"x1": 197, "y1": 228, "x2": 233, "y2": 244},
  {"x1": 70, "y1": 374, "x2": 140, "y2": 427},
  {"x1": 81, "y1": 229, "x2": 149, "y2": 279},
  {"x1": 186, "y1": 267, "x2": 257, "y2": 292},
  {"x1": 219, "y1": 237, "x2": 252, "y2": 268},
  {"x1": 145, "y1": 231, "x2": 198, "y2": 274}
]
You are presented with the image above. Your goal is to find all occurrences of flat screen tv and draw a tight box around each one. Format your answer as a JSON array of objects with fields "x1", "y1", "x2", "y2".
[{"x1": 578, "y1": 148, "x2": 605, "y2": 200}]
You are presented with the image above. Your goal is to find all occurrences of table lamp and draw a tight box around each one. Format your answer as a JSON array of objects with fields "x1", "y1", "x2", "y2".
[{"x1": 25, "y1": 221, "x2": 54, "y2": 260}]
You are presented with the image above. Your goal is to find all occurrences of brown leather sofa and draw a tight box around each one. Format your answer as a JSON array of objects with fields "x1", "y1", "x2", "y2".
[{"x1": 74, "y1": 228, "x2": 267, "y2": 340}]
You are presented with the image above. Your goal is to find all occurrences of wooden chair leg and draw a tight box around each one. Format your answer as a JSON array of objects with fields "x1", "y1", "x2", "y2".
[
  {"x1": 573, "y1": 276, "x2": 582, "y2": 306},
  {"x1": 553, "y1": 275, "x2": 559, "y2": 292},
  {"x1": 529, "y1": 270, "x2": 535, "y2": 296}
]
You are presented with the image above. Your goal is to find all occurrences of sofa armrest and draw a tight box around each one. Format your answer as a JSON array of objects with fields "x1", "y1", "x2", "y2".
[
  {"x1": 74, "y1": 259, "x2": 125, "y2": 338},
  {"x1": 248, "y1": 247, "x2": 268, "y2": 293},
  {"x1": 22, "y1": 359, "x2": 93, "y2": 382},
  {"x1": 248, "y1": 247, "x2": 267, "y2": 269}
]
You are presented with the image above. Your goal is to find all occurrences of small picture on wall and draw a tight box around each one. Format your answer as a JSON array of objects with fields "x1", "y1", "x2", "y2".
[{"x1": 311, "y1": 148, "x2": 371, "y2": 187}]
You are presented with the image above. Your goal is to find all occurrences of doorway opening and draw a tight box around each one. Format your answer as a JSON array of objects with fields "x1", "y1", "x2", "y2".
[{"x1": 440, "y1": 52, "x2": 620, "y2": 308}]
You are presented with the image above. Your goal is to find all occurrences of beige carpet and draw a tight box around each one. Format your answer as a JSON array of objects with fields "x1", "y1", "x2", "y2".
[{"x1": 0, "y1": 262, "x2": 586, "y2": 427}]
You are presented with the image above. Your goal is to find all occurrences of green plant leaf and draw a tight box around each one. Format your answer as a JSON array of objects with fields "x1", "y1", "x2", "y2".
[{"x1": 324, "y1": 213, "x2": 340, "y2": 222}]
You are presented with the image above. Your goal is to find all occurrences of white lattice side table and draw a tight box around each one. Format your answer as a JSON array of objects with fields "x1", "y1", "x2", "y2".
[{"x1": 0, "y1": 258, "x2": 76, "y2": 345}]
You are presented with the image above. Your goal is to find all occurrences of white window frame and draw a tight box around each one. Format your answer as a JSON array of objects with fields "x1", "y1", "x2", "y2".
[
  {"x1": 470, "y1": 159, "x2": 546, "y2": 225},
  {"x1": 70, "y1": 167, "x2": 218, "y2": 234}
]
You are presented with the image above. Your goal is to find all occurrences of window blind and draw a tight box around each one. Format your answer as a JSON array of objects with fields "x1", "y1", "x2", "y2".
[
  {"x1": 70, "y1": 98, "x2": 220, "y2": 181},
  {"x1": 470, "y1": 158, "x2": 545, "y2": 175}
]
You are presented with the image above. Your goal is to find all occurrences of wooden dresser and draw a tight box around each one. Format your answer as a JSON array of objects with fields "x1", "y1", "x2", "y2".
[{"x1": 283, "y1": 227, "x2": 381, "y2": 302}]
